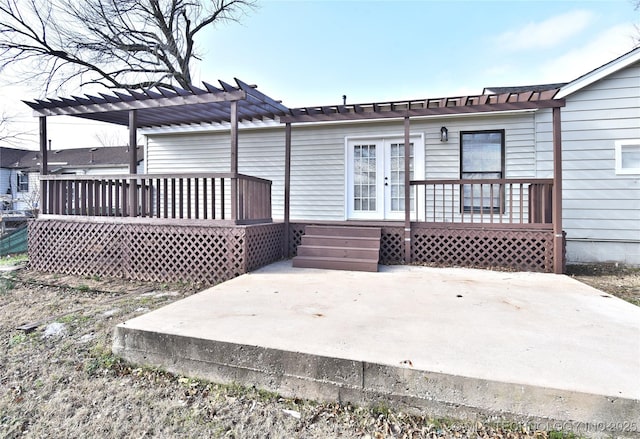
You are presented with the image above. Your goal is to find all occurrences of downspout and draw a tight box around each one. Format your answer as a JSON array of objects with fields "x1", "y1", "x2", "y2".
[{"x1": 552, "y1": 106, "x2": 564, "y2": 274}]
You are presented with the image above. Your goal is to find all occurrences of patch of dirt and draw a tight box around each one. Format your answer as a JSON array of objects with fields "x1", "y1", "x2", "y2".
[
  {"x1": 567, "y1": 263, "x2": 640, "y2": 306},
  {"x1": 0, "y1": 265, "x2": 635, "y2": 438}
]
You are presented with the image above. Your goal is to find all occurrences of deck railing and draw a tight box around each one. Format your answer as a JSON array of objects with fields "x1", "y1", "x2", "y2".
[
  {"x1": 410, "y1": 178, "x2": 553, "y2": 226},
  {"x1": 39, "y1": 173, "x2": 272, "y2": 224}
]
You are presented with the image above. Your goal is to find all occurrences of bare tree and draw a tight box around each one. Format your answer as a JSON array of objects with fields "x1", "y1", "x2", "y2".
[
  {"x1": 94, "y1": 129, "x2": 130, "y2": 148},
  {"x1": 0, "y1": 0, "x2": 256, "y2": 92},
  {"x1": 0, "y1": 112, "x2": 32, "y2": 146}
]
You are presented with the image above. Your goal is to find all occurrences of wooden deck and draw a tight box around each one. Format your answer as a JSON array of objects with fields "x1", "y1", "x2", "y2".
[{"x1": 28, "y1": 174, "x2": 562, "y2": 283}]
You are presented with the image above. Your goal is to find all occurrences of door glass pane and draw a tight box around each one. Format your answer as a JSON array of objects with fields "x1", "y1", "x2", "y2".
[
  {"x1": 353, "y1": 144, "x2": 377, "y2": 211},
  {"x1": 389, "y1": 143, "x2": 414, "y2": 212}
]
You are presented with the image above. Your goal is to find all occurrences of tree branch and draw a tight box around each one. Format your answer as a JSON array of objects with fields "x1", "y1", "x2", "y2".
[{"x1": 0, "y1": 0, "x2": 256, "y2": 93}]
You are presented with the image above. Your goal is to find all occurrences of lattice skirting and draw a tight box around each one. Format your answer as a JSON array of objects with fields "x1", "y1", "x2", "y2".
[
  {"x1": 411, "y1": 225, "x2": 557, "y2": 272},
  {"x1": 29, "y1": 220, "x2": 284, "y2": 285}
]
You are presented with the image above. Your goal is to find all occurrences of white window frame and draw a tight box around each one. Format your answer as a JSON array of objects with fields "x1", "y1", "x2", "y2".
[{"x1": 615, "y1": 140, "x2": 640, "y2": 175}]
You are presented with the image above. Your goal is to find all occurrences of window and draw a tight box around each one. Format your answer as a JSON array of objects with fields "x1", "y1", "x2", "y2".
[
  {"x1": 17, "y1": 173, "x2": 29, "y2": 192},
  {"x1": 460, "y1": 130, "x2": 504, "y2": 213},
  {"x1": 615, "y1": 140, "x2": 640, "y2": 175}
]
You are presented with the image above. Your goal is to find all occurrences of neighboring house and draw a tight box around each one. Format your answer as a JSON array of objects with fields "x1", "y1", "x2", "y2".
[
  {"x1": 0, "y1": 146, "x2": 37, "y2": 212},
  {"x1": 21, "y1": 47, "x2": 640, "y2": 286},
  {"x1": 0, "y1": 146, "x2": 143, "y2": 212}
]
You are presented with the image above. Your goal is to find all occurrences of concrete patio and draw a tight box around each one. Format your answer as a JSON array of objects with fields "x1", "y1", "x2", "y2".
[{"x1": 113, "y1": 261, "x2": 640, "y2": 437}]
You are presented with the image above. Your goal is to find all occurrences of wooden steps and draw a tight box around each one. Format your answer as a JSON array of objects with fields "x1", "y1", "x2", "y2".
[{"x1": 292, "y1": 225, "x2": 381, "y2": 272}]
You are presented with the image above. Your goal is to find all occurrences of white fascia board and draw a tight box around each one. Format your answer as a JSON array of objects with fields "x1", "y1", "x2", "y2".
[{"x1": 556, "y1": 47, "x2": 640, "y2": 99}]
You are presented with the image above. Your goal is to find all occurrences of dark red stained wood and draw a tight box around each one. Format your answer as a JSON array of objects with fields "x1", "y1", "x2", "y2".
[
  {"x1": 292, "y1": 225, "x2": 381, "y2": 272},
  {"x1": 38, "y1": 173, "x2": 271, "y2": 224},
  {"x1": 284, "y1": 122, "x2": 292, "y2": 257},
  {"x1": 186, "y1": 178, "x2": 191, "y2": 219},
  {"x1": 194, "y1": 178, "x2": 199, "y2": 219},
  {"x1": 211, "y1": 178, "x2": 216, "y2": 220},
  {"x1": 403, "y1": 116, "x2": 411, "y2": 264},
  {"x1": 178, "y1": 179, "x2": 184, "y2": 219},
  {"x1": 411, "y1": 178, "x2": 553, "y2": 225},
  {"x1": 281, "y1": 100, "x2": 565, "y2": 123},
  {"x1": 220, "y1": 178, "x2": 225, "y2": 220}
]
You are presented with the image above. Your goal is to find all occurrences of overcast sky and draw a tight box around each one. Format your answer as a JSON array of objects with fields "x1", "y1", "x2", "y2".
[{"x1": 1, "y1": 0, "x2": 638, "y2": 150}]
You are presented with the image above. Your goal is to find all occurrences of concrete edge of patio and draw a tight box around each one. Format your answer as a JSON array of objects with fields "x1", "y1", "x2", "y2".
[{"x1": 113, "y1": 326, "x2": 640, "y2": 439}]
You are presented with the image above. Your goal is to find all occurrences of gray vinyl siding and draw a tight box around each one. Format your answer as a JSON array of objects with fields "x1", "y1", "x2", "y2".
[
  {"x1": 537, "y1": 61, "x2": 640, "y2": 264},
  {"x1": 146, "y1": 112, "x2": 536, "y2": 221},
  {"x1": 147, "y1": 130, "x2": 287, "y2": 219}
]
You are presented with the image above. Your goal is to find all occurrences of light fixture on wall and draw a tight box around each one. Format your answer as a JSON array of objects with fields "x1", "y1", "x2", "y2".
[{"x1": 440, "y1": 126, "x2": 449, "y2": 142}]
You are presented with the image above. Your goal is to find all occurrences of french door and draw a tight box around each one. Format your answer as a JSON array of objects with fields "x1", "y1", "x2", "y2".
[{"x1": 346, "y1": 136, "x2": 424, "y2": 220}]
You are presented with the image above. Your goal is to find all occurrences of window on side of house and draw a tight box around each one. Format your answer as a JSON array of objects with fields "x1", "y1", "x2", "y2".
[
  {"x1": 460, "y1": 130, "x2": 504, "y2": 213},
  {"x1": 17, "y1": 172, "x2": 29, "y2": 192},
  {"x1": 615, "y1": 140, "x2": 640, "y2": 175}
]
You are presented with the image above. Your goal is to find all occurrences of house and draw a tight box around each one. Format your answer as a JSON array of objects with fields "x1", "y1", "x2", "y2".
[
  {"x1": 21, "y1": 48, "x2": 639, "y2": 285},
  {"x1": 0, "y1": 145, "x2": 143, "y2": 213},
  {"x1": 1, "y1": 146, "x2": 31, "y2": 211}
]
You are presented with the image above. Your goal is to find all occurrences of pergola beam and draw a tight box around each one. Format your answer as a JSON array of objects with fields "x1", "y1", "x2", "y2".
[
  {"x1": 27, "y1": 90, "x2": 247, "y2": 118},
  {"x1": 24, "y1": 79, "x2": 288, "y2": 129},
  {"x1": 281, "y1": 100, "x2": 565, "y2": 123}
]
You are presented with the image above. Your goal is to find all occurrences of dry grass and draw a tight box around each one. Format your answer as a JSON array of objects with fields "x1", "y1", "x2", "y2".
[
  {"x1": 3, "y1": 260, "x2": 636, "y2": 438},
  {"x1": 567, "y1": 263, "x2": 640, "y2": 306}
]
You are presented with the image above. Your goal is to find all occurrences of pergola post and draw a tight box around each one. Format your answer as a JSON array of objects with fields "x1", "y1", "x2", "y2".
[
  {"x1": 230, "y1": 101, "x2": 238, "y2": 221},
  {"x1": 283, "y1": 122, "x2": 292, "y2": 258},
  {"x1": 552, "y1": 106, "x2": 564, "y2": 274},
  {"x1": 39, "y1": 116, "x2": 48, "y2": 214},
  {"x1": 128, "y1": 109, "x2": 138, "y2": 217},
  {"x1": 403, "y1": 116, "x2": 411, "y2": 264},
  {"x1": 129, "y1": 110, "x2": 138, "y2": 174}
]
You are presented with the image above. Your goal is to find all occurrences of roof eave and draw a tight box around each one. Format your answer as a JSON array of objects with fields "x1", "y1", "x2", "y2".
[{"x1": 556, "y1": 47, "x2": 640, "y2": 99}]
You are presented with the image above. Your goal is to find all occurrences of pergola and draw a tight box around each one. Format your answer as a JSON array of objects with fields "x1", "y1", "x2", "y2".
[
  {"x1": 25, "y1": 81, "x2": 566, "y2": 273},
  {"x1": 282, "y1": 88, "x2": 566, "y2": 273},
  {"x1": 25, "y1": 79, "x2": 289, "y2": 223}
]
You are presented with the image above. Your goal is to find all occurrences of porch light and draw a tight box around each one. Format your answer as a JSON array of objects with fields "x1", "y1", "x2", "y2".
[{"x1": 440, "y1": 126, "x2": 449, "y2": 142}]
